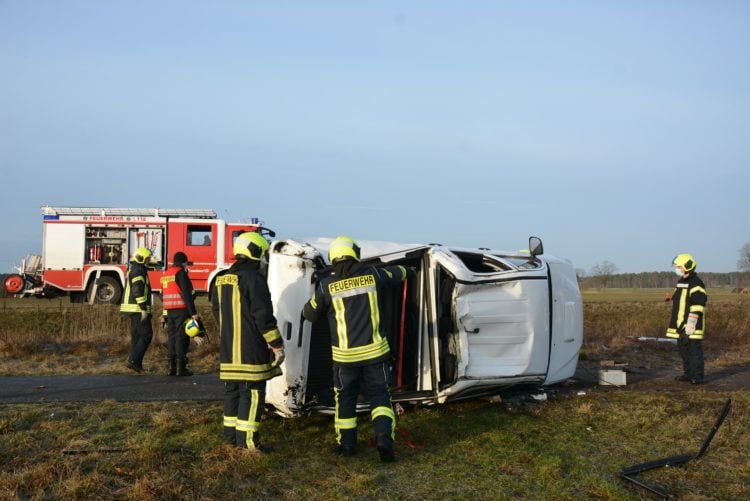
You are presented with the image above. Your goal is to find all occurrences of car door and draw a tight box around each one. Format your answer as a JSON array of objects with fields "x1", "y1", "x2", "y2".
[{"x1": 432, "y1": 248, "x2": 551, "y2": 380}]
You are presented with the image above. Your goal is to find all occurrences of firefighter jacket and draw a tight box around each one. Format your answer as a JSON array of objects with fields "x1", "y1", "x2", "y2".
[
  {"x1": 302, "y1": 260, "x2": 409, "y2": 366},
  {"x1": 666, "y1": 272, "x2": 707, "y2": 340},
  {"x1": 211, "y1": 259, "x2": 283, "y2": 382},
  {"x1": 120, "y1": 262, "x2": 152, "y2": 314},
  {"x1": 160, "y1": 265, "x2": 197, "y2": 316}
]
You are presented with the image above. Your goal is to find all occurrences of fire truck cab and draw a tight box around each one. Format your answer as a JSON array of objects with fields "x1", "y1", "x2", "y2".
[{"x1": 3, "y1": 206, "x2": 271, "y2": 304}]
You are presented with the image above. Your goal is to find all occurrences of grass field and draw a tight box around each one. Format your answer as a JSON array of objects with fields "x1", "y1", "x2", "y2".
[{"x1": 1, "y1": 290, "x2": 749, "y2": 499}]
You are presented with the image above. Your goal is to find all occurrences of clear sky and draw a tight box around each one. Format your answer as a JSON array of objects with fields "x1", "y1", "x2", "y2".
[{"x1": 1, "y1": 1, "x2": 748, "y2": 274}]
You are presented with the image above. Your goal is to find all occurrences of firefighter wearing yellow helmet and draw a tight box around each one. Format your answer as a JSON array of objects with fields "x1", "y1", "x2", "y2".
[
  {"x1": 120, "y1": 247, "x2": 154, "y2": 373},
  {"x1": 302, "y1": 236, "x2": 416, "y2": 462},
  {"x1": 666, "y1": 253, "x2": 707, "y2": 384},
  {"x1": 211, "y1": 231, "x2": 283, "y2": 452}
]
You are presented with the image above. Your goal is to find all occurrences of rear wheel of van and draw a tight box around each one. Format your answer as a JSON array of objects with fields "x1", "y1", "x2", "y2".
[{"x1": 88, "y1": 276, "x2": 122, "y2": 304}]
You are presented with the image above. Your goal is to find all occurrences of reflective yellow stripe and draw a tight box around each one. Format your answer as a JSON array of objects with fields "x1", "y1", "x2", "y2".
[
  {"x1": 335, "y1": 417, "x2": 357, "y2": 429},
  {"x1": 371, "y1": 406, "x2": 396, "y2": 440},
  {"x1": 223, "y1": 416, "x2": 237, "y2": 428},
  {"x1": 233, "y1": 281, "x2": 241, "y2": 365},
  {"x1": 689, "y1": 286, "x2": 706, "y2": 296},
  {"x1": 689, "y1": 305, "x2": 705, "y2": 313},
  {"x1": 334, "y1": 388, "x2": 343, "y2": 444},
  {"x1": 332, "y1": 338, "x2": 390, "y2": 363},
  {"x1": 368, "y1": 290, "x2": 382, "y2": 343},
  {"x1": 333, "y1": 297, "x2": 347, "y2": 349},
  {"x1": 371, "y1": 406, "x2": 395, "y2": 422},
  {"x1": 262, "y1": 328, "x2": 281, "y2": 344},
  {"x1": 220, "y1": 363, "x2": 280, "y2": 381},
  {"x1": 309, "y1": 295, "x2": 317, "y2": 309},
  {"x1": 676, "y1": 289, "x2": 687, "y2": 329},
  {"x1": 236, "y1": 420, "x2": 259, "y2": 432}
]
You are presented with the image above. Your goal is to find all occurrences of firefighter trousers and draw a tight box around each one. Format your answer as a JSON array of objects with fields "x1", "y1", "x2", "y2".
[
  {"x1": 333, "y1": 361, "x2": 396, "y2": 449},
  {"x1": 128, "y1": 313, "x2": 153, "y2": 367},
  {"x1": 223, "y1": 381, "x2": 266, "y2": 449},
  {"x1": 678, "y1": 332, "x2": 704, "y2": 381},
  {"x1": 166, "y1": 312, "x2": 191, "y2": 360}
]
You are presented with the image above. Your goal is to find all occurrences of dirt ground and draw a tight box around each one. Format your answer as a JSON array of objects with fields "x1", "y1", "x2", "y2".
[{"x1": 568, "y1": 336, "x2": 750, "y2": 394}]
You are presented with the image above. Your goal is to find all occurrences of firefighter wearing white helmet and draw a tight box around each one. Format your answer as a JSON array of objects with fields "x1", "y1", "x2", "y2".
[
  {"x1": 211, "y1": 231, "x2": 283, "y2": 452},
  {"x1": 302, "y1": 235, "x2": 416, "y2": 462},
  {"x1": 120, "y1": 247, "x2": 154, "y2": 373},
  {"x1": 666, "y1": 253, "x2": 707, "y2": 384}
]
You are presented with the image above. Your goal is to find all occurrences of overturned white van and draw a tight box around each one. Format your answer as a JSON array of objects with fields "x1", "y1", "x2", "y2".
[{"x1": 263, "y1": 236, "x2": 582, "y2": 417}]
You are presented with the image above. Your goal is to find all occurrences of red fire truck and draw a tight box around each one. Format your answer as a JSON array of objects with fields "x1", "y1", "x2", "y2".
[{"x1": 3, "y1": 206, "x2": 274, "y2": 304}]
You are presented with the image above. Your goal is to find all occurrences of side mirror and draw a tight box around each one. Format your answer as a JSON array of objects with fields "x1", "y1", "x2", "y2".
[
  {"x1": 259, "y1": 227, "x2": 276, "y2": 238},
  {"x1": 529, "y1": 236, "x2": 543, "y2": 256}
]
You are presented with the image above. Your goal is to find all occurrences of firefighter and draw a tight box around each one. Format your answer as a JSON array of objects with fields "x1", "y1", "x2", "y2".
[
  {"x1": 211, "y1": 232, "x2": 285, "y2": 452},
  {"x1": 666, "y1": 253, "x2": 708, "y2": 384},
  {"x1": 302, "y1": 236, "x2": 414, "y2": 462},
  {"x1": 160, "y1": 251, "x2": 203, "y2": 377},
  {"x1": 120, "y1": 247, "x2": 154, "y2": 373}
]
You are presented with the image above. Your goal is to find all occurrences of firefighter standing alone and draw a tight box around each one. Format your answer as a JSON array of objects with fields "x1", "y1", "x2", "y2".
[
  {"x1": 120, "y1": 247, "x2": 154, "y2": 373},
  {"x1": 666, "y1": 253, "x2": 708, "y2": 384},
  {"x1": 302, "y1": 236, "x2": 414, "y2": 462},
  {"x1": 160, "y1": 251, "x2": 203, "y2": 377},
  {"x1": 211, "y1": 232, "x2": 285, "y2": 451}
]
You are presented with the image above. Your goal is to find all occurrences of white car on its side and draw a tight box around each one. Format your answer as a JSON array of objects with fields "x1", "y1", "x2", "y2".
[{"x1": 263, "y1": 236, "x2": 583, "y2": 416}]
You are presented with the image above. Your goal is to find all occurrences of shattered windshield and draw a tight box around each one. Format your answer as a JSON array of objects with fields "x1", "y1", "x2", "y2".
[{"x1": 494, "y1": 254, "x2": 542, "y2": 270}]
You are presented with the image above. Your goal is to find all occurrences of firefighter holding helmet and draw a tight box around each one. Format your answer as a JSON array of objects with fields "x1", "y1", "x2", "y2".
[
  {"x1": 666, "y1": 253, "x2": 708, "y2": 384},
  {"x1": 211, "y1": 231, "x2": 284, "y2": 452},
  {"x1": 302, "y1": 236, "x2": 415, "y2": 462},
  {"x1": 120, "y1": 246, "x2": 154, "y2": 373},
  {"x1": 160, "y1": 251, "x2": 203, "y2": 377}
]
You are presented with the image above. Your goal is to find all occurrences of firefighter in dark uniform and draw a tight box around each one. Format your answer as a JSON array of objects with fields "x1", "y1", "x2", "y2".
[
  {"x1": 160, "y1": 251, "x2": 202, "y2": 377},
  {"x1": 211, "y1": 232, "x2": 285, "y2": 452},
  {"x1": 666, "y1": 253, "x2": 707, "y2": 384},
  {"x1": 302, "y1": 236, "x2": 413, "y2": 462},
  {"x1": 120, "y1": 247, "x2": 154, "y2": 373}
]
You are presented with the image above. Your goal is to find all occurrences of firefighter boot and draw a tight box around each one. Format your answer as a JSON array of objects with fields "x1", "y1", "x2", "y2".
[
  {"x1": 176, "y1": 357, "x2": 193, "y2": 377},
  {"x1": 167, "y1": 358, "x2": 176, "y2": 376},
  {"x1": 376, "y1": 433, "x2": 395, "y2": 463},
  {"x1": 126, "y1": 358, "x2": 143, "y2": 373}
]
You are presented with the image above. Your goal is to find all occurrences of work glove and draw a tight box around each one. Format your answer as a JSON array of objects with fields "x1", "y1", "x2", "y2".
[
  {"x1": 140, "y1": 310, "x2": 149, "y2": 322},
  {"x1": 193, "y1": 335, "x2": 205, "y2": 347},
  {"x1": 270, "y1": 345, "x2": 285, "y2": 368},
  {"x1": 685, "y1": 314, "x2": 699, "y2": 336},
  {"x1": 159, "y1": 316, "x2": 167, "y2": 329}
]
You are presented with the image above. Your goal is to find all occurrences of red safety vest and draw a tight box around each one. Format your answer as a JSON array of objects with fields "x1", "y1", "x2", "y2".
[{"x1": 160, "y1": 266, "x2": 187, "y2": 310}]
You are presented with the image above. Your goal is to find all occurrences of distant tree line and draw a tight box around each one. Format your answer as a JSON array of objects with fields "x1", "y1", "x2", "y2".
[
  {"x1": 579, "y1": 243, "x2": 750, "y2": 289},
  {"x1": 579, "y1": 270, "x2": 748, "y2": 289}
]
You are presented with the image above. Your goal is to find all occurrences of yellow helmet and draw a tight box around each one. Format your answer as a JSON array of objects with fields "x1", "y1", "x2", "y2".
[
  {"x1": 672, "y1": 253, "x2": 696, "y2": 272},
  {"x1": 329, "y1": 236, "x2": 360, "y2": 263},
  {"x1": 233, "y1": 232, "x2": 269, "y2": 261},
  {"x1": 184, "y1": 318, "x2": 205, "y2": 338},
  {"x1": 132, "y1": 247, "x2": 152, "y2": 264}
]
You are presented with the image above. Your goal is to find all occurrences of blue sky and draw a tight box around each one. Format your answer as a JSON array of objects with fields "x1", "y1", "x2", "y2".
[{"x1": 1, "y1": 1, "x2": 748, "y2": 274}]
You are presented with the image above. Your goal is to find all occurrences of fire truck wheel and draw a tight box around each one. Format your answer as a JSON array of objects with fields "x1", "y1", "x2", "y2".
[
  {"x1": 88, "y1": 276, "x2": 122, "y2": 304},
  {"x1": 4, "y1": 274, "x2": 25, "y2": 295}
]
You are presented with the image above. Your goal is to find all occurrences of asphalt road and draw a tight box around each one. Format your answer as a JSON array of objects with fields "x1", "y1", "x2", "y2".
[
  {"x1": 1, "y1": 363, "x2": 746, "y2": 405},
  {"x1": 0, "y1": 374, "x2": 222, "y2": 403}
]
